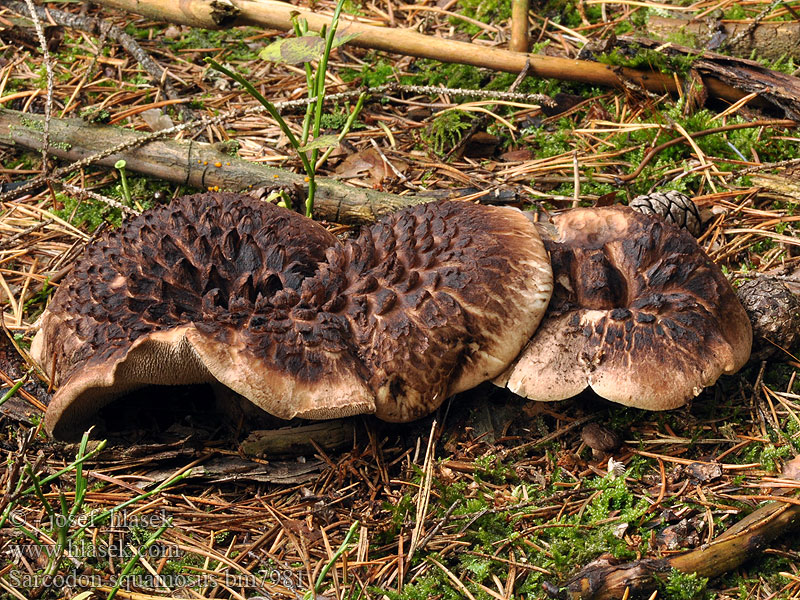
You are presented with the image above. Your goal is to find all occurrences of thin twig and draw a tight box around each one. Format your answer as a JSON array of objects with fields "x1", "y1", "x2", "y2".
[{"x1": 22, "y1": 0, "x2": 54, "y2": 172}]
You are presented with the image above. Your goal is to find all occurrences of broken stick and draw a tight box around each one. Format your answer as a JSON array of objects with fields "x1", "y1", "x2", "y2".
[
  {"x1": 551, "y1": 497, "x2": 800, "y2": 599},
  {"x1": 0, "y1": 107, "x2": 431, "y2": 224}
]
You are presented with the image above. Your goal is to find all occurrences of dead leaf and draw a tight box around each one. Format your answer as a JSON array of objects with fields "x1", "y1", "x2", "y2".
[
  {"x1": 686, "y1": 461, "x2": 722, "y2": 482},
  {"x1": 499, "y1": 149, "x2": 535, "y2": 162},
  {"x1": 335, "y1": 147, "x2": 407, "y2": 185}
]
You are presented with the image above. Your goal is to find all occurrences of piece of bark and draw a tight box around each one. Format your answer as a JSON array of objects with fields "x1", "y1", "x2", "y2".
[
  {"x1": 146, "y1": 455, "x2": 324, "y2": 485},
  {"x1": 615, "y1": 36, "x2": 800, "y2": 119},
  {"x1": 90, "y1": 0, "x2": 773, "y2": 112},
  {"x1": 751, "y1": 173, "x2": 800, "y2": 201},
  {"x1": 0, "y1": 107, "x2": 431, "y2": 224},
  {"x1": 647, "y1": 16, "x2": 800, "y2": 62},
  {"x1": 240, "y1": 421, "x2": 356, "y2": 457}
]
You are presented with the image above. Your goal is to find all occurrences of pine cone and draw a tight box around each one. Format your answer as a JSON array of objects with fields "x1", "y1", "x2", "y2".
[
  {"x1": 630, "y1": 191, "x2": 703, "y2": 237},
  {"x1": 736, "y1": 277, "x2": 800, "y2": 359}
]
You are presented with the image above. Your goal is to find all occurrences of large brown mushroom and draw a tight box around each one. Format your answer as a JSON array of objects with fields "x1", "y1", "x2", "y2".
[
  {"x1": 496, "y1": 206, "x2": 752, "y2": 410},
  {"x1": 32, "y1": 193, "x2": 553, "y2": 439}
]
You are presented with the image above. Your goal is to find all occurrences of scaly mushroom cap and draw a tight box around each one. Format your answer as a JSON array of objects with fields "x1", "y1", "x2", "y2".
[
  {"x1": 33, "y1": 193, "x2": 553, "y2": 438},
  {"x1": 334, "y1": 200, "x2": 553, "y2": 422},
  {"x1": 32, "y1": 192, "x2": 376, "y2": 439},
  {"x1": 496, "y1": 206, "x2": 752, "y2": 410}
]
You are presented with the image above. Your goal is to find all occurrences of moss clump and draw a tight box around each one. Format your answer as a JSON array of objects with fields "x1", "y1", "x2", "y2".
[
  {"x1": 597, "y1": 43, "x2": 698, "y2": 75},
  {"x1": 449, "y1": 0, "x2": 512, "y2": 37},
  {"x1": 422, "y1": 110, "x2": 472, "y2": 156},
  {"x1": 341, "y1": 55, "x2": 397, "y2": 87},
  {"x1": 402, "y1": 61, "x2": 485, "y2": 90},
  {"x1": 660, "y1": 568, "x2": 709, "y2": 600}
]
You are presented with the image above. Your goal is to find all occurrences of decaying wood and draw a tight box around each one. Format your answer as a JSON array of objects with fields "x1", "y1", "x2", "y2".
[
  {"x1": 0, "y1": 107, "x2": 433, "y2": 224},
  {"x1": 615, "y1": 37, "x2": 800, "y2": 119},
  {"x1": 90, "y1": 0, "x2": 774, "y2": 112},
  {"x1": 750, "y1": 173, "x2": 800, "y2": 201},
  {"x1": 149, "y1": 455, "x2": 325, "y2": 485},
  {"x1": 554, "y1": 498, "x2": 800, "y2": 599},
  {"x1": 240, "y1": 421, "x2": 356, "y2": 457},
  {"x1": 646, "y1": 16, "x2": 800, "y2": 61}
]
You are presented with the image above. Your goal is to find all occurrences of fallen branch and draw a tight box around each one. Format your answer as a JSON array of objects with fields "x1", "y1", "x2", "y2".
[
  {"x1": 91, "y1": 0, "x2": 773, "y2": 111},
  {"x1": 552, "y1": 497, "x2": 800, "y2": 599},
  {"x1": 647, "y1": 16, "x2": 800, "y2": 61},
  {"x1": 610, "y1": 37, "x2": 800, "y2": 120},
  {"x1": 0, "y1": 107, "x2": 432, "y2": 224}
]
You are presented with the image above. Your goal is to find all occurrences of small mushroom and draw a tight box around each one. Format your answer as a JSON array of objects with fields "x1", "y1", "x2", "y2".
[
  {"x1": 32, "y1": 193, "x2": 553, "y2": 439},
  {"x1": 496, "y1": 206, "x2": 752, "y2": 410},
  {"x1": 581, "y1": 422, "x2": 622, "y2": 456}
]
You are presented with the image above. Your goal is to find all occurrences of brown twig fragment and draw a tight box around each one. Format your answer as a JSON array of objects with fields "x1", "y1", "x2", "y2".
[{"x1": 510, "y1": 0, "x2": 530, "y2": 53}]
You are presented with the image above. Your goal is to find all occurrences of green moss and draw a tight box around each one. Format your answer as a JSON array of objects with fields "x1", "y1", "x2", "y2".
[
  {"x1": 659, "y1": 568, "x2": 709, "y2": 600},
  {"x1": 384, "y1": 565, "x2": 463, "y2": 600},
  {"x1": 422, "y1": 109, "x2": 472, "y2": 156},
  {"x1": 402, "y1": 61, "x2": 484, "y2": 90},
  {"x1": 597, "y1": 43, "x2": 698, "y2": 75},
  {"x1": 473, "y1": 454, "x2": 514, "y2": 484},
  {"x1": 449, "y1": 0, "x2": 512, "y2": 37},
  {"x1": 541, "y1": 0, "x2": 600, "y2": 29},
  {"x1": 19, "y1": 115, "x2": 44, "y2": 132},
  {"x1": 166, "y1": 28, "x2": 260, "y2": 62},
  {"x1": 319, "y1": 105, "x2": 365, "y2": 131},
  {"x1": 341, "y1": 55, "x2": 397, "y2": 87},
  {"x1": 79, "y1": 107, "x2": 111, "y2": 124},
  {"x1": 54, "y1": 193, "x2": 123, "y2": 230},
  {"x1": 723, "y1": 4, "x2": 749, "y2": 19}
]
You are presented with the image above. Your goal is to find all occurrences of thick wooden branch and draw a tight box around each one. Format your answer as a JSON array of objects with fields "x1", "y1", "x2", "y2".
[
  {"x1": 0, "y1": 108, "x2": 430, "y2": 224},
  {"x1": 647, "y1": 16, "x2": 800, "y2": 61},
  {"x1": 90, "y1": 0, "x2": 767, "y2": 110},
  {"x1": 556, "y1": 498, "x2": 800, "y2": 599}
]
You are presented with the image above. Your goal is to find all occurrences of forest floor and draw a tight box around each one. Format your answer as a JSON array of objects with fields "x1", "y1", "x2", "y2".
[{"x1": 1, "y1": 1, "x2": 800, "y2": 599}]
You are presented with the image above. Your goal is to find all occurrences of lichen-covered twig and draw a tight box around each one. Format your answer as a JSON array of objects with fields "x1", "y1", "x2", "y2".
[
  {"x1": 21, "y1": 0, "x2": 54, "y2": 171},
  {"x1": 5, "y1": 1, "x2": 182, "y2": 103}
]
